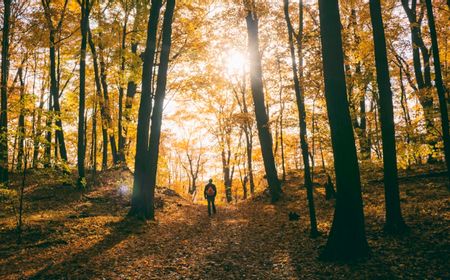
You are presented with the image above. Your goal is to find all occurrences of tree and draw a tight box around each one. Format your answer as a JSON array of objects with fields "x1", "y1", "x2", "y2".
[
  {"x1": 87, "y1": 27, "x2": 109, "y2": 170},
  {"x1": 123, "y1": 0, "x2": 146, "y2": 161},
  {"x1": 117, "y1": 0, "x2": 131, "y2": 164},
  {"x1": 129, "y1": 0, "x2": 169, "y2": 219},
  {"x1": 0, "y1": 0, "x2": 11, "y2": 184},
  {"x1": 369, "y1": 0, "x2": 407, "y2": 233},
  {"x1": 232, "y1": 67, "x2": 256, "y2": 197},
  {"x1": 144, "y1": 0, "x2": 175, "y2": 217},
  {"x1": 283, "y1": 0, "x2": 318, "y2": 237},
  {"x1": 245, "y1": 9, "x2": 281, "y2": 203},
  {"x1": 400, "y1": 0, "x2": 435, "y2": 153},
  {"x1": 77, "y1": 0, "x2": 91, "y2": 188},
  {"x1": 41, "y1": 0, "x2": 69, "y2": 165},
  {"x1": 97, "y1": 15, "x2": 119, "y2": 165},
  {"x1": 16, "y1": 58, "x2": 27, "y2": 170},
  {"x1": 424, "y1": 0, "x2": 450, "y2": 184},
  {"x1": 318, "y1": 0, "x2": 369, "y2": 261}
]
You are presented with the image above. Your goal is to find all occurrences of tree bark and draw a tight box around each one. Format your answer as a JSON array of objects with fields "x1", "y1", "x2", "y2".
[
  {"x1": 401, "y1": 0, "x2": 435, "y2": 147},
  {"x1": 129, "y1": 0, "x2": 164, "y2": 219},
  {"x1": 318, "y1": 0, "x2": 369, "y2": 261},
  {"x1": 142, "y1": 0, "x2": 175, "y2": 219},
  {"x1": 42, "y1": 0, "x2": 69, "y2": 164},
  {"x1": 123, "y1": 0, "x2": 145, "y2": 159},
  {"x1": 222, "y1": 148, "x2": 233, "y2": 202},
  {"x1": 283, "y1": 0, "x2": 318, "y2": 237},
  {"x1": 369, "y1": 0, "x2": 407, "y2": 233},
  {"x1": 33, "y1": 64, "x2": 46, "y2": 168},
  {"x1": 245, "y1": 11, "x2": 281, "y2": 202},
  {"x1": 0, "y1": 0, "x2": 11, "y2": 184},
  {"x1": 425, "y1": 0, "x2": 450, "y2": 184},
  {"x1": 77, "y1": 0, "x2": 90, "y2": 188},
  {"x1": 17, "y1": 61, "x2": 26, "y2": 171},
  {"x1": 88, "y1": 28, "x2": 109, "y2": 170},
  {"x1": 117, "y1": 14, "x2": 129, "y2": 164},
  {"x1": 98, "y1": 33, "x2": 119, "y2": 165}
]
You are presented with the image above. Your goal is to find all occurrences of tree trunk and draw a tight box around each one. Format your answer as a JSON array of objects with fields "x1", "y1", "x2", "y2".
[
  {"x1": 123, "y1": 0, "x2": 145, "y2": 155},
  {"x1": 238, "y1": 68, "x2": 255, "y2": 196},
  {"x1": 98, "y1": 34, "x2": 119, "y2": 165},
  {"x1": 92, "y1": 99, "x2": 98, "y2": 186},
  {"x1": 425, "y1": 0, "x2": 450, "y2": 184},
  {"x1": 318, "y1": 0, "x2": 369, "y2": 261},
  {"x1": 117, "y1": 19, "x2": 128, "y2": 164},
  {"x1": 245, "y1": 129, "x2": 255, "y2": 195},
  {"x1": 0, "y1": 0, "x2": 11, "y2": 184},
  {"x1": 369, "y1": 0, "x2": 407, "y2": 233},
  {"x1": 44, "y1": 89, "x2": 52, "y2": 167},
  {"x1": 17, "y1": 62, "x2": 26, "y2": 171},
  {"x1": 222, "y1": 149, "x2": 233, "y2": 202},
  {"x1": 242, "y1": 175, "x2": 248, "y2": 199},
  {"x1": 359, "y1": 84, "x2": 371, "y2": 160},
  {"x1": 77, "y1": 0, "x2": 90, "y2": 188},
  {"x1": 284, "y1": 0, "x2": 318, "y2": 237},
  {"x1": 129, "y1": 0, "x2": 164, "y2": 219},
  {"x1": 33, "y1": 72, "x2": 45, "y2": 168},
  {"x1": 245, "y1": 11, "x2": 281, "y2": 202},
  {"x1": 49, "y1": 30, "x2": 68, "y2": 163},
  {"x1": 140, "y1": 0, "x2": 175, "y2": 219},
  {"x1": 88, "y1": 28, "x2": 112, "y2": 170},
  {"x1": 401, "y1": 0, "x2": 435, "y2": 150}
]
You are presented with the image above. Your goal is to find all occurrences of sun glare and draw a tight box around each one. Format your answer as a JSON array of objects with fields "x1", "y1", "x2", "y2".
[{"x1": 224, "y1": 50, "x2": 246, "y2": 75}]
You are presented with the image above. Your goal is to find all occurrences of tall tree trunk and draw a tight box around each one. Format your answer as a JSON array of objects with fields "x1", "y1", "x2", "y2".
[
  {"x1": 77, "y1": 0, "x2": 90, "y2": 188},
  {"x1": 91, "y1": 100, "x2": 98, "y2": 186},
  {"x1": 401, "y1": 0, "x2": 435, "y2": 152},
  {"x1": 0, "y1": 0, "x2": 11, "y2": 184},
  {"x1": 245, "y1": 129, "x2": 255, "y2": 195},
  {"x1": 87, "y1": 28, "x2": 109, "y2": 170},
  {"x1": 284, "y1": 0, "x2": 318, "y2": 237},
  {"x1": 33, "y1": 69, "x2": 46, "y2": 168},
  {"x1": 359, "y1": 84, "x2": 371, "y2": 160},
  {"x1": 140, "y1": 0, "x2": 175, "y2": 219},
  {"x1": 222, "y1": 148, "x2": 233, "y2": 202},
  {"x1": 98, "y1": 35, "x2": 119, "y2": 165},
  {"x1": 90, "y1": 97, "x2": 97, "y2": 168},
  {"x1": 49, "y1": 30, "x2": 68, "y2": 163},
  {"x1": 17, "y1": 62, "x2": 26, "y2": 171},
  {"x1": 277, "y1": 58, "x2": 286, "y2": 182},
  {"x1": 238, "y1": 67, "x2": 255, "y2": 196},
  {"x1": 129, "y1": 0, "x2": 163, "y2": 219},
  {"x1": 42, "y1": 0, "x2": 69, "y2": 164},
  {"x1": 369, "y1": 0, "x2": 407, "y2": 233},
  {"x1": 123, "y1": 0, "x2": 144, "y2": 158},
  {"x1": 117, "y1": 18, "x2": 128, "y2": 164},
  {"x1": 245, "y1": 11, "x2": 281, "y2": 202},
  {"x1": 44, "y1": 90, "x2": 52, "y2": 167},
  {"x1": 279, "y1": 110, "x2": 286, "y2": 181},
  {"x1": 425, "y1": 0, "x2": 450, "y2": 183},
  {"x1": 399, "y1": 67, "x2": 413, "y2": 168},
  {"x1": 318, "y1": 0, "x2": 369, "y2": 261}
]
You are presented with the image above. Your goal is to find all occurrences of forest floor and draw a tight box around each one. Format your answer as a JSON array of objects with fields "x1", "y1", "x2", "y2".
[{"x1": 0, "y1": 165, "x2": 449, "y2": 280}]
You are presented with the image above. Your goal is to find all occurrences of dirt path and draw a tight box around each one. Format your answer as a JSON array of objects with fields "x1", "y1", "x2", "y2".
[{"x1": 1, "y1": 172, "x2": 449, "y2": 279}]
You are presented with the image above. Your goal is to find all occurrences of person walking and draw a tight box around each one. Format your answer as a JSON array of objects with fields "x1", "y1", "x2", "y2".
[{"x1": 204, "y1": 179, "x2": 217, "y2": 216}]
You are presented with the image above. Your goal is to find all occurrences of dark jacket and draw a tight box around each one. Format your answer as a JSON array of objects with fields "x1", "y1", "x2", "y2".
[{"x1": 204, "y1": 183, "x2": 217, "y2": 198}]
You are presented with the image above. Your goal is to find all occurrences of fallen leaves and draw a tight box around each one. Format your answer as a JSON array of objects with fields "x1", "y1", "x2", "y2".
[{"x1": 0, "y1": 167, "x2": 449, "y2": 279}]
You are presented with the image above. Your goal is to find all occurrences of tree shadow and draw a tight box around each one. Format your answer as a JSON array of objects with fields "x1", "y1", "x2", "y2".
[{"x1": 28, "y1": 216, "x2": 145, "y2": 280}]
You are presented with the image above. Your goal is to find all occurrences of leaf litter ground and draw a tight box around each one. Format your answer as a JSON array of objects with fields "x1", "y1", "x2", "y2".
[{"x1": 0, "y1": 166, "x2": 448, "y2": 279}]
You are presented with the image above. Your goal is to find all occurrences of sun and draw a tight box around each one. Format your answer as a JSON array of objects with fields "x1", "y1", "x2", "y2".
[{"x1": 224, "y1": 50, "x2": 246, "y2": 75}]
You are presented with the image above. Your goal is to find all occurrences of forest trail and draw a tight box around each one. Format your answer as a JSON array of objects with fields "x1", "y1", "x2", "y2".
[{"x1": 0, "y1": 168, "x2": 449, "y2": 279}]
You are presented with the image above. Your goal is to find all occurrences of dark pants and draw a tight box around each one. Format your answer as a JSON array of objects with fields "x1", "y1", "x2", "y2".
[{"x1": 207, "y1": 197, "x2": 216, "y2": 216}]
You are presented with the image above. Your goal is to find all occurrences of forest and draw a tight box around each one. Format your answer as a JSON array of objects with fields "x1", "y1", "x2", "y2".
[{"x1": 0, "y1": 0, "x2": 449, "y2": 279}]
